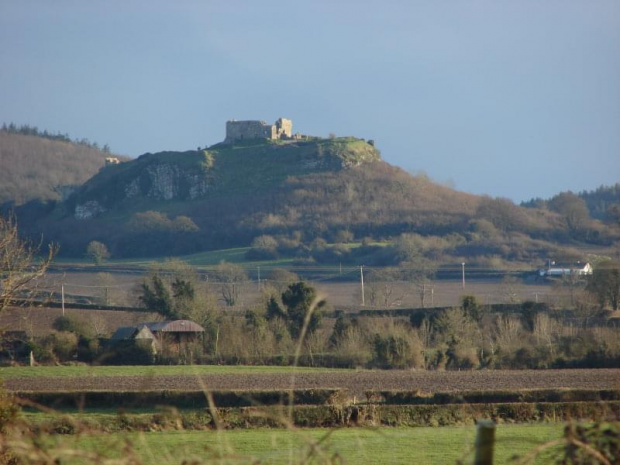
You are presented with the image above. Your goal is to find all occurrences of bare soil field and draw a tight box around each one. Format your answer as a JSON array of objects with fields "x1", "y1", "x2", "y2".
[
  {"x1": 7, "y1": 369, "x2": 619, "y2": 398},
  {"x1": 42, "y1": 270, "x2": 562, "y2": 309},
  {"x1": 316, "y1": 280, "x2": 561, "y2": 309}
]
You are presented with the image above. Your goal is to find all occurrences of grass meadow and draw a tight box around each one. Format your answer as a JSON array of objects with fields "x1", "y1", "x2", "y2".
[{"x1": 44, "y1": 424, "x2": 564, "y2": 464}]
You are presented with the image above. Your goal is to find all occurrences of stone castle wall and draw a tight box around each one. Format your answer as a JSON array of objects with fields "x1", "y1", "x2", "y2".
[
  {"x1": 275, "y1": 118, "x2": 292, "y2": 139},
  {"x1": 225, "y1": 118, "x2": 292, "y2": 143}
]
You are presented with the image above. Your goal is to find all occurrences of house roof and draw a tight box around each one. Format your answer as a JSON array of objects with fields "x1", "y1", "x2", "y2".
[
  {"x1": 110, "y1": 326, "x2": 138, "y2": 340},
  {"x1": 111, "y1": 320, "x2": 205, "y2": 340},
  {"x1": 134, "y1": 325, "x2": 157, "y2": 340},
  {"x1": 144, "y1": 320, "x2": 205, "y2": 333},
  {"x1": 548, "y1": 261, "x2": 590, "y2": 268}
]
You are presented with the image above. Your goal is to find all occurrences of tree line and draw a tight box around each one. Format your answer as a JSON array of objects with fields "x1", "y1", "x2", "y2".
[
  {"x1": 1, "y1": 122, "x2": 111, "y2": 152},
  {"x1": 2, "y1": 209, "x2": 619, "y2": 370},
  {"x1": 15, "y1": 252, "x2": 619, "y2": 369}
]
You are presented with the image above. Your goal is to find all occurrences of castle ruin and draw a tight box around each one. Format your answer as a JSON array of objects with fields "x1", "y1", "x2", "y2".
[{"x1": 225, "y1": 118, "x2": 293, "y2": 143}]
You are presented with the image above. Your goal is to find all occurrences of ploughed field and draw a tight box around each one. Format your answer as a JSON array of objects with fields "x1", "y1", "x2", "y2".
[{"x1": 6, "y1": 368, "x2": 619, "y2": 398}]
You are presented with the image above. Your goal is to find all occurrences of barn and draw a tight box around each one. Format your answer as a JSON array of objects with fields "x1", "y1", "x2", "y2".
[{"x1": 110, "y1": 320, "x2": 205, "y2": 354}]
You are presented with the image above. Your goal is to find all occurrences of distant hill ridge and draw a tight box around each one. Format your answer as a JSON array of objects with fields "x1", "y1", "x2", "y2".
[
  {"x1": 0, "y1": 127, "x2": 126, "y2": 206},
  {"x1": 7, "y1": 124, "x2": 619, "y2": 263},
  {"x1": 522, "y1": 183, "x2": 620, "y2": 223}
]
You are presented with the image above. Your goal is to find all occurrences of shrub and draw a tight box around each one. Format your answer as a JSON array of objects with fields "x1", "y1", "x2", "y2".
[
  {"x1": 0, "y1": 386, "x2": 18, "y2": 433},
  {"x1": 52, "y1": 315, "x2": 89, "y2": 336},
  {"x1": 100, "y1": 340, "x2": 154, "y2": 365},
  {"x1": 246, "y1": 235, "x2": 279, "y2": 260},
  {"x1": 77, "y1": 337, "x2": 101, "y2": 363},
  {"x1": 372, "y1": 333, "x2": 424, "y2": 369},
  {"x1": 49, "y1": 332, "x2": 79, "y2": 362},
  {"x1": 446, "y1": 345, "x2": 479, "y2": 370},
  {"x1": 26, "y1": 340, "x2": 56, "y2": 364}
]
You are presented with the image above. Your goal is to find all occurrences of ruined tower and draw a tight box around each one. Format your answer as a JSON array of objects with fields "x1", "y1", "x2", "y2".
[{"x1": 225, "y1": 118, "x2": 293, "y2": 143}]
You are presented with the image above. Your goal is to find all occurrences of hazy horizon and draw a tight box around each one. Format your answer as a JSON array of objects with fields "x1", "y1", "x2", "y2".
[{"x1": 1, "y1": 1, "x2": 618, "y2": 202}]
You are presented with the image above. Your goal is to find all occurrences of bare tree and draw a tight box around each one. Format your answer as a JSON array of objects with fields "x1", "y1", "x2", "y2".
[
  {"x1": 532, "y1": 313, "x2": 559, "y2": 358},
  {"x1": 586, "y1": 260, "x2": 620, "y2": 310},
  {"x1": 548, "y1": 192, "x2": 591, "y2": 233},
  {"x1": 213, "y1": 262, "x2": 247, "y2": 306},
  {"x1": 500, "y1": 276, "x2": 523, "y2": 304},
  {"x1": 407, "y1": 262, "x2": 437, "y2": 308},
  {"x1": 95, "y1": 273, "x2": 117, "y2": 306},
  {"x1": 267, "y1": 268, "x2": 300, "y2": 294},
  {"x1": 366, "y1": 268, "x2": 405, "y2": 308},
  {"x1": 1, "y1": 215, "x2": 57, "y2": 313},
  {"x1": 494, "y1": 316, "x2": 523, "y2": 351}
]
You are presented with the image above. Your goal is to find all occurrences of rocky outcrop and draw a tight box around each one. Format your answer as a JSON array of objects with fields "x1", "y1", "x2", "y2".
[
  {"x1": 74, "y1": 158, "x2": 211, "y2": 219},
  {"x1": 74, "y1": 200, "x2": 106, "y2": 219},
  {"x1": 124, "y1": 164, "x2": 209, "y2": 201}
]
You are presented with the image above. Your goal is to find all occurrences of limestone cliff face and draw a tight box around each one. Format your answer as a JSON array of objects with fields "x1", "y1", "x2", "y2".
[
  {"x1": 123, "y1": 163, "x2": 209, "y2": 201},
  {"x1": 74, "y1": 200, "x2": 106, "y2": 220},
  {"x1": 71, "y1": 151, "x2": 212, "y2": 220}
]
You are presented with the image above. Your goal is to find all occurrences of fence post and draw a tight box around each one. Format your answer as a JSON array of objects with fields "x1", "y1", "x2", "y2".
[{"x1": 474, "y1": 420, "x2": 496, "y2": 465}]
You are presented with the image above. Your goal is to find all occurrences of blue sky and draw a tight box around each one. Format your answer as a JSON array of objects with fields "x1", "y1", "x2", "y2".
[{"x1": 1, "y1": 1, "x2": 618, "y2": 202}]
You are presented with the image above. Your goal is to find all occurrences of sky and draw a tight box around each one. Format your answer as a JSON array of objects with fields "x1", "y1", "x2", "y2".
[{"x1": 1, "y1": 1, "x2": 619, "y2": 202}]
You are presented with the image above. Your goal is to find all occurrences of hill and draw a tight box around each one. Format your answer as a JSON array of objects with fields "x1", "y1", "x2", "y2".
[
  {"x1": 65, "y1": 137, "x2": 380, "y2": 217},
  {"x1": 578, "y1": 184, "x2": 620, "y2": 223},
  {"x1": 0, "y1": 128, "x2": 125, "y2": 206},
  {"x1": 11, "y1": 136, "x2": 620, "y2": 266}
]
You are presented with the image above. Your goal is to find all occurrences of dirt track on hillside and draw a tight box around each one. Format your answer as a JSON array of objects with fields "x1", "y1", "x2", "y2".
[{"x1": 7, "y1": 369, "x2": 619, "y2": 398}]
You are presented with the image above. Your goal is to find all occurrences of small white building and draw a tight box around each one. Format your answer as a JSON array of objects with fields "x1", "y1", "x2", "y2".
[{"x1": 538, "y1": 261, "x2": 593, "y2": 277}]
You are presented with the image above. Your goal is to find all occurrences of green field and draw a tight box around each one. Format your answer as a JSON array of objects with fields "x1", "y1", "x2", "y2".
[
  {"x1": 43, "y1": 424, "x2": 564, "y2": 464},
  {"x1": 54, "y1": 246, "x2": 299, "y2": 269},
  {"x1": 53, "y1": 246, "x2": 257, "y2": 267},
  {"x1": 0, "y1": 364, "x2": 342, "y2": 379},
  {"x1": 52, "y1": 244, "x2": 365, "y2": 269}
]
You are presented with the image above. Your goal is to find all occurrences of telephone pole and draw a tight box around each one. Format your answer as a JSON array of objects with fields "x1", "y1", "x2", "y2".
[
  {"x1": 462, "y1": 262, "x2": 466, "y2": 289},
  {"x1": 61, "y1": 283, "x2": 65, "y2": 316},
  {"x1": 360, "y1": 265, "x2": 365, "y2": 306}
]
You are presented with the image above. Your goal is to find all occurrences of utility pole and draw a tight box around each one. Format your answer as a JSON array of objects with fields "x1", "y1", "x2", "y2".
[
  {"x1": 360, "y1": 265, "x2": 365, "y2": 306},
  {"x1": 257, "y1": 266, "x2": 261, "y2": 291},
  {"x1": 61, "y1": 283, "x2": 65, "y2": 316},
  {"x1": 462, "y1": 262, "x2": 466, "y2": 289}
]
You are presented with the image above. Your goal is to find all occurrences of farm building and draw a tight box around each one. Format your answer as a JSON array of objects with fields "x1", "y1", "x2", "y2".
[
  {"x1": 538, "y1": 261, "x2": 593, "y2": 277},
  {"x1": 110, "y1": 320, "x2": 205, "y2": 354}
]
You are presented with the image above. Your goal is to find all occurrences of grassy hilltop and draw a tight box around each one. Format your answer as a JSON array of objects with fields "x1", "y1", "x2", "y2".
[{"x1": 68, "y1": 137, "x2": 381, "y2": 211}]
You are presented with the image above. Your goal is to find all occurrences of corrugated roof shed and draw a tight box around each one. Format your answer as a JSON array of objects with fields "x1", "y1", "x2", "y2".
[
  {"x1": 145, "y1": 320, "x2": 205, "y2": 333},
  {"x1": 111, "y1": 320, "x2": 204, "y2": 340}
]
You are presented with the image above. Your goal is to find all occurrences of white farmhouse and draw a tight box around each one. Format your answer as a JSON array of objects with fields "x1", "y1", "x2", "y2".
[{"x1": 538, "y1": 261, "x2": 593, "y2": 277}]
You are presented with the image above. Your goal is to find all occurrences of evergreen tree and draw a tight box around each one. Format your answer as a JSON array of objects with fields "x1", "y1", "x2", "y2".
[
  {"x1": 266, "y1": 296, "x2": 286, "y2": 321},
  {"x1": 139, "y1": 275, "x2": 174, "y2": 318},
  {"x1": 281, "y1": 281, "x2": 325, "y2": 339},
  {"x1": 462, "y1": 295, "x2": 484, "y2": 323}
]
